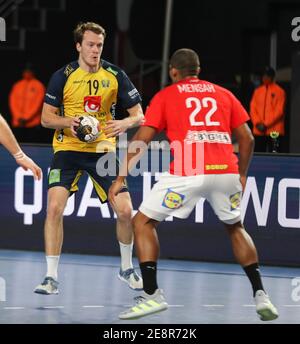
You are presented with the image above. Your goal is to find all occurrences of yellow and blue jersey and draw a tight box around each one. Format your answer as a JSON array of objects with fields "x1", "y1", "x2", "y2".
[{"x1": 44, "y1": 59, "x2": 142, "y2": 153}]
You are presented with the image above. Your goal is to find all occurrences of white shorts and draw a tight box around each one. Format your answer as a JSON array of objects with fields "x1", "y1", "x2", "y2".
[{"x1": 139, "y1": 172, "x2": 242, "y2": 224}]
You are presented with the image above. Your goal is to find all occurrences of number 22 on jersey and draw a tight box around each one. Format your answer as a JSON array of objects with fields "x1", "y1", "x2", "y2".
[{"x1": 186, "y1": 97, "x2": 220, "y2": 127}]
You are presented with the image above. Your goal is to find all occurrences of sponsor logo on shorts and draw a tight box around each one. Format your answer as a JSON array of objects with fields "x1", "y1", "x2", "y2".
[
  {"x1": 162, "y1": 189, "x2": 185, "y2": 209},
  {"x1": 49, "y1": 169, "x2": 61, "y2": 184},
  {"x1": 230, "y1": 192, "x2": 241, "y2": 211}
]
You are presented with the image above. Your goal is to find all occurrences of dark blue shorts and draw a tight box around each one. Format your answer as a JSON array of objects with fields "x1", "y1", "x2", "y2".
[{"x1": 48, "y1": 151, "x2": 128, "y2": 203}]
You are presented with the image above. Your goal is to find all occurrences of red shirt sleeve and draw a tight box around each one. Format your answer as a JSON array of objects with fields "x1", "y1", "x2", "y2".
[
  {"x1": 142, "y1": 92, "x2": 166, "y2": 132},
  {"x1": 230, "y1": 94, "x2": 250, "y2": 130}
]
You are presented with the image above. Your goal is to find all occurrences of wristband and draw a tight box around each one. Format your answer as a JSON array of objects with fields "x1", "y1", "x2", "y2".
[{"x1": 13, "y1": 150, "x2": 25, "y2": 160}]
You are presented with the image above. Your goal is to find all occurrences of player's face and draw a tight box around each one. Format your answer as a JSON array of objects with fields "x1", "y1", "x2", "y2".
[{"x1": 77, "y1": 30, "x2": 104, "y2": 69}]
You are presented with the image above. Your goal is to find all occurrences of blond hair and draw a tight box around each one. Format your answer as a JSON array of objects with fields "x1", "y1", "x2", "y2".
[{"x1": 74, "y1": 22, "x2": 106, "y2": 44}]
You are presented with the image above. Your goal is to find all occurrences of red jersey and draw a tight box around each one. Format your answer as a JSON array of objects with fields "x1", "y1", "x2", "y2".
[{"x1": 143, "y1": 77, "x2": 249, "y2": 176}]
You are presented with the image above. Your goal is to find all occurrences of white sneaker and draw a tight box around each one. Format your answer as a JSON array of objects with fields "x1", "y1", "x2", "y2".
[
  {"x1": 254, "y1": 290, "x2": 279, "y2": 321},
  {"x1": 118, "y1": 268, "x2": 143, "y2": 290},
  {"x1": 119, "y1": 289, "x2": 168, "y2": 320},
  {"x1": 34, "y1": 277, "x2": 59, "y2": 295}
]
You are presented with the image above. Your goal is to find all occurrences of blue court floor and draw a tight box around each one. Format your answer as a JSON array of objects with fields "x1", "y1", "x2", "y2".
[{"x1": 0, "y1": 249, "x2": 299, "y2": 324}]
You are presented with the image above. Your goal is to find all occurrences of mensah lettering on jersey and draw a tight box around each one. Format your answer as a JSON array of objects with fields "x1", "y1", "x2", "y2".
[{"x1": 177, "y1": 80, "x2": 216, "y2": 93}]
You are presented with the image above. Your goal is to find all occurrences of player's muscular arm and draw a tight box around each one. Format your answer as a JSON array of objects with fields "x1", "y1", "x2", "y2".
[
  {"x1": 233, "y1": 123, "x2": 254, "y2": 190},
  {"x1": 104, "y1": 103, "x2": 144, "y2": 138},
  {"x1": 41, "y1": 103, "x2": 79, "y2": 133}
]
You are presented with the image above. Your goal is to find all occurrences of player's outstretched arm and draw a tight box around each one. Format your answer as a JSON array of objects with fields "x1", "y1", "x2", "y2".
[
  {"x1": 104, "y1": 103, "x2": 144, "y2": 138},
  {"x1": 0, "y1": 114, "x2": 42, "y2": 180}
]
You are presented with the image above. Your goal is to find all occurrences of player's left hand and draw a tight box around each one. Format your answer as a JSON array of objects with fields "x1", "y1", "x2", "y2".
[
  {"x1": 16, "y1": 154, "x2": 42, "y2": 180},
  {"x1": 104, "y1": 120, "x2": 128, "y2": 138},
  {"x1": 108, "y1": 178, "x2": 124, "y2": 208}
]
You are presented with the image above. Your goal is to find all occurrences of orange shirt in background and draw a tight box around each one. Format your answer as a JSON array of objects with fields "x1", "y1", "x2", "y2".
[
  {"x1": 250, "y1": 82, "x2": 286, "y2": 136},
  {"x1": 9, "y1": 77, "x2": 45, "y2": 128}
]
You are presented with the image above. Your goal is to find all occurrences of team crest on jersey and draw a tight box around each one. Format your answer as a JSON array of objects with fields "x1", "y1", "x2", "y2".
[
  {"x1": 230, "y1": 192, "x2": 241, "y2": 211},
  {"x1": 162, "y1": 189, "x2": 185, "y2": 209},
  {"x1": 84, "y1": 96, "x2": 101, "y2": 113},
  {"x1": 101, "y1": 79, "x2": 110, "y2": 88}
]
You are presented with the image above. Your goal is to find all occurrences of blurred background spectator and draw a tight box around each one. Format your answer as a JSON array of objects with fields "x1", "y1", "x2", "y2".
[
  {"x1": 9, "y1": 65, "x2": 45, "y2": 143},
  {"x1": 250, "y1": 66, "x2": 286, "y2": 152}
]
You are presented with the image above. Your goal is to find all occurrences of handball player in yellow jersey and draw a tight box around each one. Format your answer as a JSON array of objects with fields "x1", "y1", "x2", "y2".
[{"x1": 34, "y1": 22, "x2": 144, "y2": 295}]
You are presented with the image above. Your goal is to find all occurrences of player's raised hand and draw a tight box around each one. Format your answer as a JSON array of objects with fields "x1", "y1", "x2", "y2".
[{"x1": 15, "y1": 153, "x2": 42, "y2": 180}]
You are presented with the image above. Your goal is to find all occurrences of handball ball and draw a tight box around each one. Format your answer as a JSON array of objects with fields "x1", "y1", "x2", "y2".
[{"x1": 76, "y1": 116, "x2": 100, "y2": 143}]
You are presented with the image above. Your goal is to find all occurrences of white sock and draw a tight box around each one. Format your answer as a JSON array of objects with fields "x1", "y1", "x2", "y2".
[
  {"x1": 46, "y1": 255, "x2": 60, "y2": 280},
  {"x1": 119, "y1": 241, "x2": 133, "y2": 271}
]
